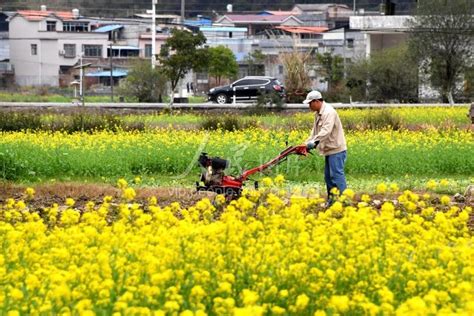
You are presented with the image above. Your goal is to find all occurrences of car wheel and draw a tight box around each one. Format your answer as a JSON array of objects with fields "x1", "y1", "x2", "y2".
[{"x1": 216, "y1": 93, "x2": 228, "y2": 104}]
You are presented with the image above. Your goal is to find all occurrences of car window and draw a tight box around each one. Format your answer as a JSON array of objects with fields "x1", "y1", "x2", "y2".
[
  {"x1": 233, "y1": 79, "x2": 251, "y2": 86},
  {"x1": 250, "y1": 79, "x2": 269, "y2": 86}
]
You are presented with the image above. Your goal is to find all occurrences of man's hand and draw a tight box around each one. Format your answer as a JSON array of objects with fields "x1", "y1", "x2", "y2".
[{"x1": 306, "y1": 141, "x2": 319, "y2": 150}]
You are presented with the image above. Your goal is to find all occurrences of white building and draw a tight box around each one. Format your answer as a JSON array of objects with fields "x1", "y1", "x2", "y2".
[
  {"x1": 349, "y1": 15, "x2": 411, "y2": 57},
  {"x1": 9, "y1": 6, "x2": 109, "y2": 86}
]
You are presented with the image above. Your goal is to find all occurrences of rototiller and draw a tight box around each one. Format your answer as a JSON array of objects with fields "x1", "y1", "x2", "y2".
[{"x1": 196, "y1": 144, "x2": 311, "y2": 198}]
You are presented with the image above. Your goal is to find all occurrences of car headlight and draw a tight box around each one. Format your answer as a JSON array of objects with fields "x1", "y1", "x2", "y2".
[{"x1": 209, "y1": 88, "x2": 215, "y2": 93}]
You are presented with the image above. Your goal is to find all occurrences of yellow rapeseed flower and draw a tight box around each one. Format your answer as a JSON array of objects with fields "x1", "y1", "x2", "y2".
[
  {"x1": 122, "y1": 187, "x2": 136, "y2": 201},
  {"x1": 25, "y1": 187, "x2": 35, "y2": 199},
  {"x1": 440, "y1": 195, "x2": 450, "y2": 205},
  {"x1": 376, "y1": 183, "x2": 387, "y2": 194}
]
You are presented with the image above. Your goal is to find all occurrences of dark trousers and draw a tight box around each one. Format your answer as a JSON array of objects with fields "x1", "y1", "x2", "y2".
[{"x1": 324, "y1": 150, "x2": 347, "y2": 203}]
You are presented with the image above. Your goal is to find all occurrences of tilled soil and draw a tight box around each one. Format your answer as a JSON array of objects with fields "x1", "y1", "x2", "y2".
[{"x1": 0, "y1": 182, "x2": 215, "y2": 209}]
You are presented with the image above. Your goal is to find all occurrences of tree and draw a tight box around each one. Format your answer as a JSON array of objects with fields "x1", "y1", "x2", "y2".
[
  {"x1": 118, "y1": 59, "x2": 167, "y2": 102},
  {"x1": 345, "y1": 58, "x2": 369, "y2": 102},
  {"x1": 245, "y1": 50, "x2": 265, "y2": 76},
  {"x1": 316, "y1": 52, "x2": 344, "y2": 93},
  {"x1": 208, "y1": 46, "x2": 239, "y2": 86},
  {"x1": 280, "y1": 50, "x2": 312, "y2": 103},
  {"x1": 158, "y1": 29, "x2": 209, "y2": 105},
  {"x1": 407, "y1": 0, "x2": 474, "y2": 103},
  {"x1": 346, "y1": 45, "x2": 418, "y2": 103}
]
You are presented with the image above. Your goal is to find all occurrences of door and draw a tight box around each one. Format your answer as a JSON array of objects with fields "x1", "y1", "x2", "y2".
[
  {"x1": 247, "y1": 79, "x2": 269, "y2": 100},
  {"x1": 232, "y1": 79, "x2": 252, "y2": 100}
]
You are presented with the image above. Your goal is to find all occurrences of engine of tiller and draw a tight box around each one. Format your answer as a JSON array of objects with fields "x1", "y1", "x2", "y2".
[{"x1": 196, "y1": 153, "x2": 243, "y2": 197}]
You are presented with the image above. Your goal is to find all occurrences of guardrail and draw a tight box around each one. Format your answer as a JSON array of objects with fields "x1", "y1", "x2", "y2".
[{"x1": 0, "y1": 102, "x2": 469, "y2": 110}]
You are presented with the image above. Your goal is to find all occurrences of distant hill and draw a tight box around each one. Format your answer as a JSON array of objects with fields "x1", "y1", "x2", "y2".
[{"x1": 1, "y1": 0, "x2": 417, "y2": 17}]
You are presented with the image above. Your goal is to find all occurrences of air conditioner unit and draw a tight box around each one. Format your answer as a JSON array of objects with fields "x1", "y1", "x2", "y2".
[{"x1": 59, "y1": 50, "x2": 65, "y2": 56}]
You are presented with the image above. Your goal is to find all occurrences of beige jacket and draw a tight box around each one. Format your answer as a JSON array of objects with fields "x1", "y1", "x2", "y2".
[{"x1": 306, "y1": 102, "x2": 347, "y2": 156}]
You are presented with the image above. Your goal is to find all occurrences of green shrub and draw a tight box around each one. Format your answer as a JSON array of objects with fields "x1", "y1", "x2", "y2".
[
  {"x1": 68, "y1": 112, "x2": 124, "y2": 133},
  {"x1": 246, "y1": 92, "x2": 285, "y2": 115},
  {"x1": 200, "y1": 115, "x2": 256, "y2": 131},
  {"x1": 0, "y1": 111, "x2": 43, "y2": 131},
  {"x1": 0, "y1": 150, "x2": 25, "y2": 180},
  {"x1": 365, "y1": 109, "x2": 403, "y2": 130}
]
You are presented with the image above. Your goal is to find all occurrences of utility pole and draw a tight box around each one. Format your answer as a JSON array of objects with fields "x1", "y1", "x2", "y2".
[
  {"x1": 151, "y1": 0, "x2": 157, "y2": 69},
  {"x1": 109, "y1": 43, "x2": 114, "y2": 102},
  {"x1": 80, "y1": 54, "x2": 84, "y2": 106},
  {"x1": 74, "y1": 54, "x2": 91, "y2": 107},
  {"x1": 353, "y1": 0, "x2": 356, "y2": 14},
  {"x1": 181, "y1": 0, "x2": 185, "y2": 23},
  {"x1": 342, "y1": 28, "x2": 346, "y2": 80}
]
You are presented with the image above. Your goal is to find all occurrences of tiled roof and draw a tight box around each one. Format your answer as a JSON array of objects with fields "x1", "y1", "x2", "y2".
[
  {"x1": 218, "y1": 14, "x2": 300, "y2": 23},
  {"x1": 294, "y1": 4, "x2": 350, "y2": 12},
  {"x1": 93, "y1": 24, "x2": 123, "y2": 33},
  {"x1": 261, "y1": 11, "x2": 298, "y2": 16},
  {"x1": 16, "y1": 10, "x2": 76, "y2": 21}
]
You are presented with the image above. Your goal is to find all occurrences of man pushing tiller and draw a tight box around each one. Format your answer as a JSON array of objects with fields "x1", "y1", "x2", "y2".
[{"x1": 196, "y1": 90, "x2": 347, "y2": 205}]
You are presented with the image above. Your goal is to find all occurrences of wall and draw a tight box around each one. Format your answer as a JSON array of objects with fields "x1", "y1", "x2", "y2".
[
  {"x1": 138, "y1": 34, "x2": 169, "y2": 58},
  {"x1": 10, "y1": 15, "x2": 108, "y2": 86},
  {"x1": 366, "y1": 33, "x2": 407, "y2": 55}
]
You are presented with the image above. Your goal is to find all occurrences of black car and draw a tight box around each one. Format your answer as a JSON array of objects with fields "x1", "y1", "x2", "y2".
[{"x1": 208, "y1": 76, "x2": 285, "y2": 104}]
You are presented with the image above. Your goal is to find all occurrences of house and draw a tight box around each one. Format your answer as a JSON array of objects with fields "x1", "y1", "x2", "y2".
[
  {"x1": 185, "y1": 16, "x2": 212, "y2": 28},
  {"x1": 322, "y1": 27, "x2": 365, "y2": 59},
  {"x1": 272, "y1": 26, "x2": 328, "y2": 49},
  {"x1": 258, "y1": 10, "x2": 297, "y2": 16},
  {"x1": 349, "y1": 15, "x2": 411, "y2": 56},
  {"x1": 85, "y1": 68, "x2": 128, "y2": 86},
  {"x1": 8, "y1": 6, "x2": 109, "y2": 86},
  {"x1": 0, "y1": 11, "x2": 14, "y2": 87},
  {"x1": 134, "y1": 13, "x2": 180, "y2": 26},
  {"x1": 292, "y1": 4, "x2": 353, "y2": 28},
  {"x1": 200, "y1": 26, "x2": 247, "y2": 40},
  {"x1": 0, "y1": 12, "x2": 10, "y2": 61},
  {"x1": 138, "y1": 33, "x2": 170, "y2": 59},
  {"x1": 214, "y1": 14, "x2": 303, "y2": 36}
]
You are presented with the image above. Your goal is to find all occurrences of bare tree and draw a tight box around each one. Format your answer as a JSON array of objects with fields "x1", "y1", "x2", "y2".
[
  {"x1": 280, "y1": 50, "x2": 312, "y2": 103},
  {"x1": 407, "y1": 0, "x2": 473, "y2": 103}
]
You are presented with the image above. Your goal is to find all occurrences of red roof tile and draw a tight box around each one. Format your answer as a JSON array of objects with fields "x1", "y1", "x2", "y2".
[
  {"x1": 17, "y1": 10, "x2": 75, "y2": 21},
  {"x1": 264, "y1": 11, "x2": 299, "y2": 16}
]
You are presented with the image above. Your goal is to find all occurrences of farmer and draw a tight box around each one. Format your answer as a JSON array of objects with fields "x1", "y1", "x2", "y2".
[{"x1": 303, "y1": 90, "x2": 347, "y2": 206}]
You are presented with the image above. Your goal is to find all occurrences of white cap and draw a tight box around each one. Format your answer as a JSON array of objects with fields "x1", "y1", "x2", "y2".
[{"x1": 303, "y1": 90, "x2": 323, "y2": 104}]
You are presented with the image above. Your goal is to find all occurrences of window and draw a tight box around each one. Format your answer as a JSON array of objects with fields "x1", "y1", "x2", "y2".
[
  {"x1": 249, "y1": 79, "x2": 268, "y2": 85},
  {"x1": 233, "y1": 79, "x2": 251, "y2": 87},
  {"x1": 347, "y1": 38, "x2": 354, "y2": 48},
  {"x1": 144, "y1": 44, "x2": 152, "y2": 58},
  {"x1": 31, "y1": 44, "x2": 37, "y2": 56},
  {"x1": 46, "y1": 21, "x2": 56, "y2": 32},
  {"x1": 64, "y1": 44, "x2": 76, "y2": 58},
  {"x1": 83, "y1": 45, "x2": 102, "y2": 57},
  {"x1": 63, "y1": 22, "x2": 89, "y2": 32}
]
